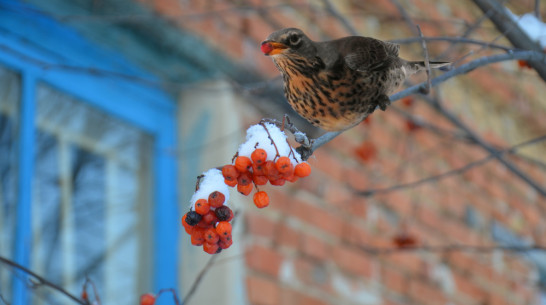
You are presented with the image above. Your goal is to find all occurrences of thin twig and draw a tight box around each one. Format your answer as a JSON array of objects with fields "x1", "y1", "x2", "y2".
[
  {"x1": 320, "y1": 0, "x2": 358, "y2": 35},
  {"x1": 158, "y1": 288, "x2": 181, "y2": 305},
  {"x1": 416, "y1": 25, "x2": 432, "y2": 94},
  {"x1": 388, "y1": 0, "x2": 419, "y2": 36},
  {"x1": 359, "y1": 244, "x2": 546, "y2": 255},
  {"x1": 353, "y1": 134, "x2": 546, "y2": 196},
  {"x1": 427, "y1": 95, "x2": 546, "y2": 197},
  {"x1": 181, "y1": 253, "x2": 219, "y2": 305},
  {"x1": 389, "y1": 36, "x2": 515, "y2": 52},
  {"x1": 0, "y1": 256, "x2": 86, "y2": 305}
]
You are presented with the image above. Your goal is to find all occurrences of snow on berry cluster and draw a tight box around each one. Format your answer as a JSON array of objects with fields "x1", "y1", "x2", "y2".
[
  {"x1": 182, "y1": 169, "x2": 234, "y2": 254},
  {"x1": 182, "y1": 122, "x2": 312, "y2": 255}
]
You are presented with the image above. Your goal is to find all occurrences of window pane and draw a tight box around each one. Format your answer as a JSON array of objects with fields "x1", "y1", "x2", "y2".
[
  {"x1": 0, "y1": 66, "x2": 20, "y2": 301},
  {"x1": 31, "y1": 84, "x2": 153, "y2": 304}
]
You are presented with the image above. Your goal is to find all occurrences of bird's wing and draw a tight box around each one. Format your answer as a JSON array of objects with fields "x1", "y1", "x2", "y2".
[{"x1": 336, "y1": 36, "x2": 400, "y2": 72}]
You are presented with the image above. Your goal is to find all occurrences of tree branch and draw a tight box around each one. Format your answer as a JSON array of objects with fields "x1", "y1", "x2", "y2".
[
  {"x1": 353, "y1": 134, "x2": 546, "y2": 196},
  {"x1": 0, "y1": 256, "x2": 85, "y2": 305},
  {"x1": 472, "y1": 0, "x2": 546, "y2": 81}
]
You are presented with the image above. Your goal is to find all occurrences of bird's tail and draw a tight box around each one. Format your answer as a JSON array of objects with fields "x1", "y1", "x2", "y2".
[{"x1": 408, "y1": 61, "x2": 451, "y2": 72}]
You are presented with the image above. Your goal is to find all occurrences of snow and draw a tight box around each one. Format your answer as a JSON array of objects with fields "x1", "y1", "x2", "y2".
[
  {"x1": 506, "y1": 10, "x2": 546, "y2": 48},
  {"x1": 189, "y1": 168, "x2": 230, "y2": 209},
  {"x1": 237, "y1": 122, "x2": 302, "y2": 165}
]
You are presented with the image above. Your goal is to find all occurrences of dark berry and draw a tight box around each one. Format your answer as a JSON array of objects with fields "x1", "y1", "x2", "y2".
[
  {"x1": 215, "y1": 206, "x2": 233, "y2": 221},
  {"x1": 185, "y1": 211, "x2": 202, "y2": 226}
]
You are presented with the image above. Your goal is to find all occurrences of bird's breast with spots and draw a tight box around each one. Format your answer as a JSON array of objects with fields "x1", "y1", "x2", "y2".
[{"x1": 274, "y1": 56, "x2": 386, "y2": 131}]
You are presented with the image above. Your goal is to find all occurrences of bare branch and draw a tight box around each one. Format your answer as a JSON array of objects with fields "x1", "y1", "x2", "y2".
[
  {"x1": 426, "y1": 94, "x2": 546, "y2": 197},
  {"x1": 416, "y1": 25, "x2": 432, "y2": 94},
  {"x1": 388, "y1": 0, "x2": 419, "y2": 36},
  {"x1": 472, "y1": 0, "x2": 546, "y2": 81},
  {"x1": 359, "y1": 244, "x2": 546, "y2": 255},
  {"x1": 353, "y1": 132, "x2": 546, "y2": 197},
  {"x1": 0, "y1": 256, "x2": 86, "y2": 305},
  {"x1": 390, "y1": 36, "x2": 515, "y2": 52},
  {"x1": 320, "y1": 0, "x2": 359, "y2": 35}
]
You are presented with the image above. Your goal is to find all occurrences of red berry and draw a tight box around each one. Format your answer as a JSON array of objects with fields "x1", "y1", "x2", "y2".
[
  {"x1": 234, "y1": 156, "x2": 252, "y2": 172},
  {"x1": 215, "y1": 206, "x2": 234, "y2": 221},
  {"x1": 252, "y1": 163, "x2": 267, "y2": 176},
  {"x1": 191, "y1": 229, "x2": 205, "y2": 246},
  {"x1": 237, "y1": 172, "x2": 252, "y2": 186},
  {"x1": 208, "y1": 191, "x2": 225, "y2": 208},
  {"x1": 253, "y1": 191, "x2": 269, "y2": 208},
  {"x1": 518, "y1": 59, "x2": 532, "y2": 69},
  {"x1": 224, "y1": 178, "x2": 237, "y2": 187},
  {"x1": 251, "y1": 148, "x2": 267, "y2": 165},
  {"x1": 81, "y1": 290, "x2": 88, "y2": 301},
  {"x1": 194, "y1": 199, "x2": 210, "y2": 215},
  {"x1": 294, "y1": 162, "x2": 311, "y2": 177},
  {"x1": 237, "y1": 183, "x2": 253, "y2": 196},
  {"x1": 401, "y1": 97, "x2": 414, "y2": 107},
  {"x1": 405, "y1": 119, "x2": 421, "y2": 132},
  {"x1": 252, "y1": 174, "x2": 269, "y2": 186},
  {"x1": 269, "y1": 178, "x2": 286, "y2": 186},
  {"x1": 275, "y1": 156, "x2": 294, "y2": 176},
  {"x1": 140, "y1": 293, "x2": 156, "y2": 305},
  {"x1": 181, "y1": 214, "x2": 195, "y2": 234},
  {"x1": 203, "y1": 242, "x2": 220, "y2": 254},
  {"x1": 265, "y1": 161, "x2": 281, "y2": 181},
  {"x1": 198, "y1": 211, "x2": 218, "y2": 229},
  {"x1": 222, "y1": 164, "x2": 239, "y2": 182},
  {"x1": 216, "y1": 221, "x2": 232, "y2": 239},
  {"x1": 204, "y1": 227, "x2": 220, "y2": 244},
  {"x1": 219, "y1": 238, "x2": 233, "y2": 249},
  {"x1": 354, "y1": 142, "x2": 377, "y2": 163},
  {"x1": 184, "y1": 211, "x2": 202, "y2": 226},
  {"x1": 284, "y1": 173, "x2": 299, "y2": 183}
]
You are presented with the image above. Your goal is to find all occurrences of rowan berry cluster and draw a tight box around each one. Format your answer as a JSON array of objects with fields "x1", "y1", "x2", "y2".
[
  {"x1": 222, "y1": 152, "x2": 311, "y2": 208},
  {"x1": 182, "y1": 122, "x2": 313, "y2": 255},
  {"x1": 181, "y1": 169, "x2": 234, "y2": 254}
]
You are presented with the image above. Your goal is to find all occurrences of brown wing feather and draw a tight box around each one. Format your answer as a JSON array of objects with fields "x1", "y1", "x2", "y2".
[{"x1": 333, "y1": 36, "x2": 400, "y2": 72}]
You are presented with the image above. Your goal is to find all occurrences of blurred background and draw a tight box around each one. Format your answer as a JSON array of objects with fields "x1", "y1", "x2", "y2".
[{"x1": 1, "y1": 0, "x2": 546, "y2": 304}]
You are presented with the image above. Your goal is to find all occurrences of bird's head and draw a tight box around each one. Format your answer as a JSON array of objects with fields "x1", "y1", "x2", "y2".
[{"x1": 261, "y1": 28, "x2": 316, "y2": 58}]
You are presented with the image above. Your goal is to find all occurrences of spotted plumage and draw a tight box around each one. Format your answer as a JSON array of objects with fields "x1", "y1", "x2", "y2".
[{"x1": 261, "y1": 28, "x2": 449, "y2": 131}]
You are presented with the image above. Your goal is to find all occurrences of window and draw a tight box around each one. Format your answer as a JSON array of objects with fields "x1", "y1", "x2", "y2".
[
  {"x1": 0, "y1": 4, "x2": 177, "y2": 304},
  {"x1": 30, "y1": 85, "x2": 153, "y2": 303},
  {"x1": 0, "y1": 66, "x2": 20, "y2": 303}
]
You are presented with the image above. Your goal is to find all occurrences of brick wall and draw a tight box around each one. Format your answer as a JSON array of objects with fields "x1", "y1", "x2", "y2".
[{"x1": 147, "y1": 0, "x2": 546, "y2": 304}]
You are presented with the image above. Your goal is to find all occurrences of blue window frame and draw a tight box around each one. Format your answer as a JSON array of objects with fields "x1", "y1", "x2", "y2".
[{"x1": 0, "y1": 1, "x2": 178, "y2": 304}]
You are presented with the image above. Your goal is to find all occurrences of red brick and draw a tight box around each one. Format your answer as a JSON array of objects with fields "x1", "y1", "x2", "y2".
[
  {"x1": 279, "y1": 288, "x2": 331, "y2": 305},
  {"x1": 324, "y1": 183, "x2": 354, "y2": 207},
  {"x1": 246, "y1": 244, "x2": 284, "y2": 278},
  {"x1": 246, "y1": 275, "x2": 280, "y2": 305},
  {"x1": 453, "y1": 272, "x2": 486, "y2": 302},
  {"x1": 384, "y1": 252, "x2": 426, "y2": 277},
  {"x1": 308, "y1": 149, "x2": 345, "y2": 181},
  {"x1": 301, "y1": 233, "x2": 331, "y2": 261},
  {"x1": 246, "y1": 213, "x2": 276, "y2": 238},
  {"x1": 333, "y1": 245, "x2": 374, "y2": 278},
  {"x1": 274, "y1": 222, "x2": 300, "y2": 249},
  {"x1": 344, "y1": 167, "x2": 371, "y2": 191},
  {"x1": 382, "y1": 265, "x2": 408, "y2": 295},
  {"x1": 289, "y1": 200, "x2": 345, "y2": 238},
  {"x1": 409, "y1": 280, "x2": 448, "y2": 305},
  {"x1": 299, "y1": 294, "x2": 331, "y2": 305}
]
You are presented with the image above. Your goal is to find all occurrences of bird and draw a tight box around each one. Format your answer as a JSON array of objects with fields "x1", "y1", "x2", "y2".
[{"x1": 261, "y1": 28, "x2": 450, "y2": 132}]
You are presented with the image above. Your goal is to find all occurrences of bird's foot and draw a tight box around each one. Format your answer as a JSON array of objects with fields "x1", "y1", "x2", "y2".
[{"x1": 377, "y1": 95, "x2": 391, "y2": 111}]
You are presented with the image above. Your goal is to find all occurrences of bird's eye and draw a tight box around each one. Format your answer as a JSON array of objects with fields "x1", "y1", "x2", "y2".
[{"x1": 288, "y1": 34, "x2": 301, "y2": 46}]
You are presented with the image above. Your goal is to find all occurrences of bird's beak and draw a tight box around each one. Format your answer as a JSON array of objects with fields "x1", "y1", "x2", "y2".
[{"x1": 261, "y1": 40, "x2": 288, "y2": 56}]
